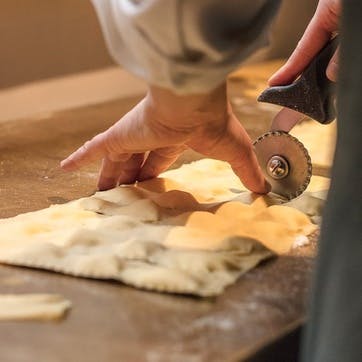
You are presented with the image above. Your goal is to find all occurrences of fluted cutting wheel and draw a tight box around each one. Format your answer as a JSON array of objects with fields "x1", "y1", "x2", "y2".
[{"x1": 253, "y1": 131, "x2": 312, "y2": 200}]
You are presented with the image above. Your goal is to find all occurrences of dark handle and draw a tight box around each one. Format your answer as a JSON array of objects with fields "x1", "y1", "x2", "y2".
[{"x1": 258, "y1": 36, "x2": 339, "y2": 124}]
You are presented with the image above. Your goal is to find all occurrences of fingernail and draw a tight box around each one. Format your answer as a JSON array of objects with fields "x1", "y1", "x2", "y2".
[
  {"x1": 326, "y1": 63, "x2": 338, "y2": 82},
  {"x1": 60, "y1": 159, "x2": 71, "y2": 170},
  {"x1": 268, "y1": 71, "x2": 281, "y2": 86},
  {"x1": 267, "y1": 75, "x2": 275, "y2": 85}
]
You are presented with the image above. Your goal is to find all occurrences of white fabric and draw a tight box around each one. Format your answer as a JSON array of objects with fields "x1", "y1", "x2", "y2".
[{"x1": 91, "y1": 0, "x2": 281, "y2": 93}]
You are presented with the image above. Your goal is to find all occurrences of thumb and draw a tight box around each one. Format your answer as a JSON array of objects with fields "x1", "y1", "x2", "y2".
[{"x1": 326, "y1": 47, "x2": 339, "y2": 82}]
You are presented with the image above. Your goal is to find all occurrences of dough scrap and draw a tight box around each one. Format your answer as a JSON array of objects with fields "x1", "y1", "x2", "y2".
[
  {"x1": 0, "y1": 159, "x2": 328, "y2": 296},
  {"x1": 0, "y1": 294, "x2": 71, "y2": 321}
]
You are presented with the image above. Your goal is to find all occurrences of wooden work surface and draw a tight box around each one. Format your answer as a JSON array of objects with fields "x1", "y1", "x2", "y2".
[{"x1": 0, "y1": 63, "x2": 317, "y2": 362}]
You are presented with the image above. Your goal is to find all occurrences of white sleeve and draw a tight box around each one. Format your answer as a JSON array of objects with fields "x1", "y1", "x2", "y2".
[{"x1": 91, "y1": 0, "x2": 281, "y2": 94}]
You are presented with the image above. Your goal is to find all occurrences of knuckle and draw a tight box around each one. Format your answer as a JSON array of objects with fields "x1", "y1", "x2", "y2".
[
  {"x1": 141, "y1": 159, "x2": 167, "y2": 178},
  {"x1": 104, "y1": 134, "x2": 122, "y2": 154},
  {"x1": 155, "y1": 146, "x2": 185, "y2": 159},
  {"x1": 318, "y1": 5, "x2": 339, "y2": 31},
  {"x1": 229, "y1": 144, "x2": 254, "y2": 169},
  {"x1": 80, "y1": 141, "x2": 92, "y2": 154},
  {"x1": 143, "y1": 164, "x2": 159, "y2": 176}
]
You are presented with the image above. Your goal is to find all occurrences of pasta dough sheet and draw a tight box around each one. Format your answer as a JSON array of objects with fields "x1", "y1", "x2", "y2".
[
  {"x1": 0, "y1": 159, "x2": 328, "y2": 297},
  {"x1": 0, "y1": 294, "x2": 71, "y2": 321},
  {"x1": 290, "y1": 119, "x2": 337, "y2": 170}
]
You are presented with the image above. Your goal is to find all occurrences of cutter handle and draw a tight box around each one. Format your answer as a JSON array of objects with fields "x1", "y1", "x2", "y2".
[{"x1": 258, "y1": 36, "x2": 339, "y2": 124}]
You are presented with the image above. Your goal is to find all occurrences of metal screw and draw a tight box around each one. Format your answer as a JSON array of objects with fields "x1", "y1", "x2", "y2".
[{"x1": 266, "y1": 156, "x2": 289, "y2": 179}]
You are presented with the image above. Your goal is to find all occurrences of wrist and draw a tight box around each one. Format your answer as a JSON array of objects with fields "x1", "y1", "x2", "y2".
[{"x1": 146, "y1": 83, "x2": 228, "y2": 129}]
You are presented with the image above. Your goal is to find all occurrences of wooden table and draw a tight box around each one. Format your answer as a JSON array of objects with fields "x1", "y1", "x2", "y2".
[{"x1": 0, "y1": 63, "x2": 317, "y2": 362}]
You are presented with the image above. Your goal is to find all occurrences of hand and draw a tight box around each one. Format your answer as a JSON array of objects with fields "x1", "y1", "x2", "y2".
[
  {"x1": 269, "y1": 0, "x2": 341, "y2": 86},
  {"x1": 61, "y1": 84, "x2": 270, "y2": 193}
]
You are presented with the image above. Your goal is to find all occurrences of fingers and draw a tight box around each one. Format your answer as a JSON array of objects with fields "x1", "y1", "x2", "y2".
[
  {"x1": 198, "y1": 116, "x2": 270, "y2": 194},
  {"x1": 269, "y1": 17, "x2": 331, "y2": 86},
  {"x1": 60, "y1": 104, "x2": 137, "y2": 172},
  {"x1": 97, "y1": 153, "x2": 145, "y2": 191},
  {"x1": 117, "y1": 153, "x2": 145, "y2": 185},
  {"x1": 227, "y1": 123, "x2": 270, "y2": 194},
  {"x1": 326, "y1": 47, "x2": 339, "y2": 82},
  {"x1": 61, "y1": 132, "x2": 108, "y2": 171},
  {"x1": 98, "y1": 145, "x2": 185, "y2": 190},
  {"x1": 97, "y1": 157, "x2": 124, "y2": 191},
  {"x1": 268, "y1": 0, "x2": 340, "y2": 86},
  {"x1": 138, "y1": 146, "x2": 186, "y2": 181}
]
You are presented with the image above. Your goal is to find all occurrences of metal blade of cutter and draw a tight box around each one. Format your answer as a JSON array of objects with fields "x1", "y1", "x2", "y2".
[
  {"x1": 253, "y1": 131, "x2": 312, "y2": 200},
  {"x1": 270, "y1": 108, "x2": 306, "y2": 132},
  {"x1": 253, "y1": 38, "x2": 338, "y2": 199}
]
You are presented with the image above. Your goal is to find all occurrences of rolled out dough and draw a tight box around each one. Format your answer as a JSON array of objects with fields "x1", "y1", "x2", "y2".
[
  {"x1": 0, "y1": 294, "x2": 71, "y2": 321},
  {"x1": 0, "y1": 159, "x2": 328, "y2": 297},
  {"x1": 290, "y1": 119, "x2": 337, "y2": 171}
]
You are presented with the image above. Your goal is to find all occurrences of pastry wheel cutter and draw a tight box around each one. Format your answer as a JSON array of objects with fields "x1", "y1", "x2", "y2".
[{"x1": 253, "y1": 37, "x2": 338, "y2": 200}]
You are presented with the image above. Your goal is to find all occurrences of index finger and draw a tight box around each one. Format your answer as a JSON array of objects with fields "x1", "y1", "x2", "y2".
[
  {"x1": 268, "y1": 16, "x2": 332, "y2": 86},
  {"x1": 60, "y1": 132, "x2": 107, "y2": 171},
  {"x1": 196, "y1": 116, "x2": 270, "y2": 194}
]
